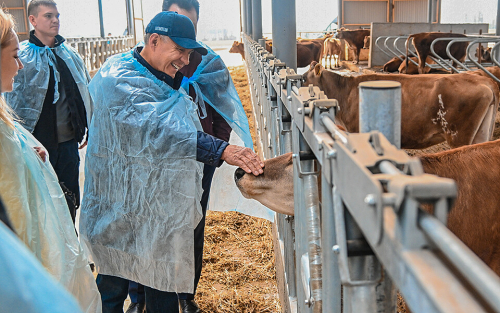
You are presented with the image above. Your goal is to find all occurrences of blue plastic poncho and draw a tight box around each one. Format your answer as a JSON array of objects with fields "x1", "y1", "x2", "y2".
[
  {"x1": 80, "y1": 50, "x2": 204, "y2": 293},
  {"x1": 181, "y1": 43, "x2": 253, "y2": 149},
  {"x1": 0, "y1": 121, "x2": 101, "y2": 312},
  {"x1": 0, "y1": 221, "x2": 83, "y2": 313},
  {"x1": 5, "y1": 41, "x2": 93, "y2": 132}
]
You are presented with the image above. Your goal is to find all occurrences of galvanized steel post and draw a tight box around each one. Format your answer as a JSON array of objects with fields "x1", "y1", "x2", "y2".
[
  {"x1": 359, "y1": 81, "x2": 402, "y2": 148},
  {"x1": 241, "y1": 0, "x2": 247, "y2": 34},
  {"x1": 271, "y1": 0, "x2": 297, "y2": 70},
  {"x1": 497, "y1": 0, "x2": 500, "y2": 36},
  {"x1": 246, "y1": 0, "x2": 253, "y2": 37},
  {"x1": 252, "y1": 0, "x2": 263, "y2": 41},
  {"x1": 359, "y1": 80, "x2": 401, "y2": 313}
]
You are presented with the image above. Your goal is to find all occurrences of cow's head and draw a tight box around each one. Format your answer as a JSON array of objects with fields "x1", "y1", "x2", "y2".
[
  {"x1": 234, "y1": 153, "x2": 294, "y2": 215},
  {"x1": 335, "y1": 27, "x2": 346, "y2": 39},
  {"x1": 302, "y1": 61, "x2": 323, "y2": 87},
  {"x1": 229, "y1": 41, "x2": 243, "y2": 53}
]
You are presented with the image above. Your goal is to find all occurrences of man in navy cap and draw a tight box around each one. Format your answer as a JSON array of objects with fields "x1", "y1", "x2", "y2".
[
  {"x1": 126, "y1": 1, "x2": 255, "y2": 312},
  {"x1": 79, "y1": 11, "x2": 263, "y2": 313}
]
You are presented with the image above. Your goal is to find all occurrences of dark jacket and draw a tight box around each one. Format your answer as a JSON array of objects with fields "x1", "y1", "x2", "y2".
[{"x1": 30, "y1": 31, "x2": 87, "y2": 150}]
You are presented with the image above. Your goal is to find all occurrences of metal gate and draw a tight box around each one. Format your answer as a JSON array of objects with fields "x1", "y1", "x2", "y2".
[{"x1": 242, "y1": 28, "x2": 500, "y2": 313}]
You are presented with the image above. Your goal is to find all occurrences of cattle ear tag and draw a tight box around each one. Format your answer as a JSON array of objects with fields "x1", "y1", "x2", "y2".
[{"x1": 314, "y1": 63, "x2": 322, "y2": 76}]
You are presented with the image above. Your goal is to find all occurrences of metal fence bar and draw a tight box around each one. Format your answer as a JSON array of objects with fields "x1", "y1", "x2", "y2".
[{"x1": 243, "y1": 31, "x2": 500, "y2": 313}]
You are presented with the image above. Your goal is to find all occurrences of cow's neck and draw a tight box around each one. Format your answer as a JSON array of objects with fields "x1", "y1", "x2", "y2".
[{"x1": 319, "y1": 71, "x2": 351, "y2": 108}]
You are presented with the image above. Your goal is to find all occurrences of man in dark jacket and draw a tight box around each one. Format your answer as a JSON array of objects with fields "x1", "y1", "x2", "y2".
[
  {"x1": 125, "y1": 2, "x2": 252, "y2": 313},
  {"x1": 81, "y1": 11, "x2": 263, "y2": 313},
  {"x1": 6, "y1": 0, "x2": 92, "y2": 223}
]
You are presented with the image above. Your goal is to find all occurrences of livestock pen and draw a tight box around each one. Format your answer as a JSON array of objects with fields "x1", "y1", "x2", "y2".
[{"x1": 240, "y1": 0, "x2": 500, "y2": 312}]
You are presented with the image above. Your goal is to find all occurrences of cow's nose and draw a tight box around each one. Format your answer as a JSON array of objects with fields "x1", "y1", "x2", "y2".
[{"x1": 234, "y1": 168, "x2": 246, "y2": 181}]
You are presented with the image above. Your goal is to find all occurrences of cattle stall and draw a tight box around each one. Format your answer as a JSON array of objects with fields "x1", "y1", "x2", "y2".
[{"x1": 241, "y1": 1, "x2": 500, "y2": 313}]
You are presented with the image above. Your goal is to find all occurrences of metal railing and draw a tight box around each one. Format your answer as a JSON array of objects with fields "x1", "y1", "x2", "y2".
[
  {"x1": 66, "y1": 36, "x2": 135, "y2": 74},
  {"x1": 375, "y1": 34, "x2": 500, "y2": 78},
  {"x1": 243, "y1": 33, "x2": 500, "y2": 313}
]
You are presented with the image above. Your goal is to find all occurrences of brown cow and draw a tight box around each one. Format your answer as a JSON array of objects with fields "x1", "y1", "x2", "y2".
[
  {"x1": 323, "y1": 37, "x2": 341, "y2": 69},
  {"x1": 234, "y1": 139, "x2": 500, "y2": 277},
  {"x1": 383, "y1": 56, "x2": 406, "y2": 72},
  {"x1": 297, "y1": 41, "x2": 323, "y2": 67},
  {"x1": 229, "y1": 41, "x2": 245, "y2": 59},
  {"x1": 303, "y1": 62, "x2": 499, "y2": 149},
  {"x1": 383, "y1": 55, "x2": 434, "y2": 74},
  {"x1": 406, "y1": 32, "x2": 468, "y2": 74},
  {"x1": 476, "y1": 45, "x2": 492, "y2": 63},
  {"x1": 229, "y1": 40, "x2": 322, "y2": 67},
  {"x1": 398, "y1": 56, "x2": 436, "y2": 74},
  {"x1": 336, "y1": 28, "x2": 371, "y2": 64},
  {"x1": 363, "y1": 36, "x2": 370, "y2": 49}
]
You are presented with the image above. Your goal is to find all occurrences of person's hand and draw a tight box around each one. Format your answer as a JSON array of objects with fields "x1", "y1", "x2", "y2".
[
  {"x1": 33, "y1": 147, "x2": 47, "y2": 162},
  {"x1": 79, "y1": 139, "x2": 88, "y2": 149},
  {"x1": 221, "y1": 145, "x2": 264, "y2": 176}
]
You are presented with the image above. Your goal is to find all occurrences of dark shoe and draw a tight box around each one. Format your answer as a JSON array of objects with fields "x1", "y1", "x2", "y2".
[
  {"x1": 125, "y1": 302, "x2": 146, "y2": 313},
  {"x1": 179, "y1": 299, "x2": 201, "y2": 313}
]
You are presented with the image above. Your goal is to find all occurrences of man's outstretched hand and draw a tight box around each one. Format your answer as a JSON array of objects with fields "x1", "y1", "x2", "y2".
[{"x1": 221, "y1": 145, "x2": 264, "y2": 176}]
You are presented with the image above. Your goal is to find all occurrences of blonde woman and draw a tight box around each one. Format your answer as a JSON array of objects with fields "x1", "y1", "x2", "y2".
[{"x1": 0, "y1": 9, "x2": 101, "y2": 313}]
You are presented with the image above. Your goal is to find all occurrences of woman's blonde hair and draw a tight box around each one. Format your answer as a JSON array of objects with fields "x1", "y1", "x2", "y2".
[{"x1": 0, "y1": 8, "x2": 16, "y2": 129}]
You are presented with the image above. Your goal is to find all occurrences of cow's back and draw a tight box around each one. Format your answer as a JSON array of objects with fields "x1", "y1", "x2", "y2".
[{"x1": 420, "y1": 140, "x2": 500, "y2": 275}]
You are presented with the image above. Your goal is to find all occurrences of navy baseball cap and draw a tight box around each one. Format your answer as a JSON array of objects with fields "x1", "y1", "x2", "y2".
[{"x1": 145, "y1": 11, "x2": 207, "y2": 55}]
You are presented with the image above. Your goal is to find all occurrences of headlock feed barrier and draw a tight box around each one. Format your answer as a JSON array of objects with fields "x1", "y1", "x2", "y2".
[{"x1": 242, "y1": 33, "x2": 500, "y2": 313}]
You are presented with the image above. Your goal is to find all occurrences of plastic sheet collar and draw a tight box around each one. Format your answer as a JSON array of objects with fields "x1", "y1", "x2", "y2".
[
  {"x1": 5, "y1": 41, "x2": 93, "y2": 132},
  {"x1": 181, "y1": 43, "x2": 253, "y2": 149},
  {"x1": 0, "y1": 121, "x2": 101, "y2": 312},
  {"x1": 81, "y1": 50, "x2": 203, "y2": 293}
]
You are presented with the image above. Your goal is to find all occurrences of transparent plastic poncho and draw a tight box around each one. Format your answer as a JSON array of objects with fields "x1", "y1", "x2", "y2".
[
  {"x1": 0, "y1": 221, "x2": 83, "y2": 313},
  {"x1": 5, "y1": 41, "x2": 93, "y2": 132},
  {"x1": 0, "y1": 121, "x2": 101, "y2": 313},
  {"x1": 181, "y1": 43, "x2": 253, "y2": 149},
  {"x1": 80, "y1": 51, "x2": 203, "y2": 293}
]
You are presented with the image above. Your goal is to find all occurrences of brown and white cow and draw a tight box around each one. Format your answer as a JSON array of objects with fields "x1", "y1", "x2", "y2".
[
  {"x1": 323, "y1": 37, "x2": 342, "y2": 69},
  {"x1": 406, "y1": 32, "x2": 468, "y2": 74},
  {"x1": 302, "y1": 62, "x2": 499, "y2": 149},
  {"x1": 234, "y1": 139, "x2": 500, "y2": 277},
  {"x1": 336, "y1": 28, "x2": 371, "y2": 64}
]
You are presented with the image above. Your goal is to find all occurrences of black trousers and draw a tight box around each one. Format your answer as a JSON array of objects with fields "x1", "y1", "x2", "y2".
[
  {"x1": 129, "y1": 164, "x2": 217, "y2": 302},
  {"x1": 47, "y1": 139, "x2": 80, "y2": 223}
]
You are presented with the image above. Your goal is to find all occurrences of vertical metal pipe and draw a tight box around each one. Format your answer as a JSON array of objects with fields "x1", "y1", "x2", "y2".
[
  {"x1": 358, "y1": 81, "x2": 400, "y2": 313},
  {"x1": 98, "y1": 0, "x2": 105, "y2": 38},
  {"x1": 497, "y1": 0, "x2": 500, "y2": 36},
  {"x1": 322, "y1": 183, "x2": 341, "y2": 313},
  {"x1": 388, "y1": 0, "x2": 394, "y2": 22},
  {"x1": 358, "y1": 81, "x2": 402, "y2": 148},
  {"x1": 242, "y1": 0, "x2": 247, "y2": 34},
  {"x1": 427, "y1": 0, "x2": 433, "y2": 23},
  {"x1": 239, "y1": 0, "x2": 243, "y2": 34},
  {"x1": 125, "y1": 0, "x2": 134, "y2": 37},
  {"x1": 246, "y1": 0, "x2": 253, "y2": 37},
  {"x1": 303, "y1": 161, "x2": 322, "y2": 313},
  {"x1": 271, "y1": 0, "x2": 297, "y2": 70},
  {"x1": 252, "y1": 0, "x2": 263, "y2": 41},
  {"x1": 338, "y1": 0, "x2": 343, "y2": 28}
]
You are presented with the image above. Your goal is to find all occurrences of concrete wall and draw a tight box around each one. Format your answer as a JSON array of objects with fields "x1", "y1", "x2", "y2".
[{"x1": 368, "y1": 23, "x2": 489, "y2": 67}]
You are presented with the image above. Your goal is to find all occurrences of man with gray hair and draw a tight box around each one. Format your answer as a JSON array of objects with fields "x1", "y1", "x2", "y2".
[{"x1": 80, "y1": 11, "x2": 263, "y2": 313}]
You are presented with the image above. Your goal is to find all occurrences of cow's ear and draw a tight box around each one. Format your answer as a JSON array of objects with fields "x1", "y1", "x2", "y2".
[{"x1": 314, "y1": 63, "x2": 323, "y2": 76}]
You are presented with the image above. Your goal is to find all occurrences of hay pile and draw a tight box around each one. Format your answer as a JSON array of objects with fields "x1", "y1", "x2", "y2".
[{"x1": 196, "y1": 65, "x2": 281, "y2": 312}]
